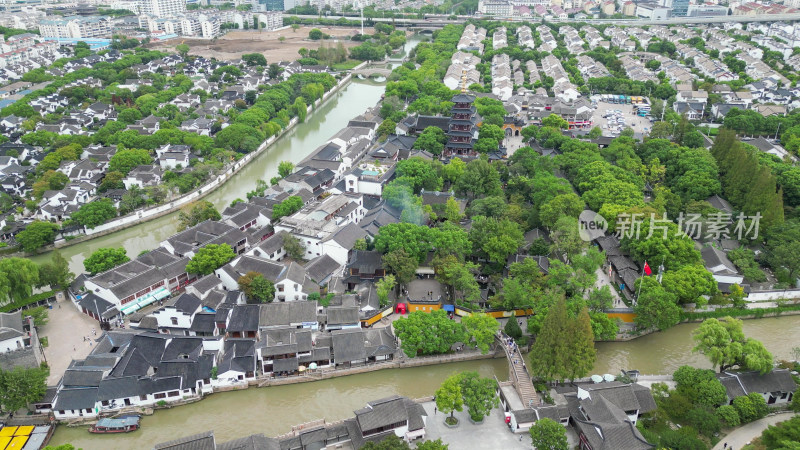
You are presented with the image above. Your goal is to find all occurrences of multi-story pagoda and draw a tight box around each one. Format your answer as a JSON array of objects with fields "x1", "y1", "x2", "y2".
[{"x1": 443, "y1": 93, "x2": 478, "y2": 159}]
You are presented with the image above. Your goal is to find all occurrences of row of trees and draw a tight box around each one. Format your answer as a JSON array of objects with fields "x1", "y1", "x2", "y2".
[
  {"x1": 393, "y1": 310, "x2": 498, "y2": 357},
  {"x1": 434, "y1": 371, "x2": 499, "y2": 423},
  {"x1": 639, "y1": 364, "x2": 770, "y2": 448}
]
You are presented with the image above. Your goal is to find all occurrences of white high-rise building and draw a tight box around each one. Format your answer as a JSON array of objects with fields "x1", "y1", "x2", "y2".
[
  {"x1": 138, "y1": 0, "x2": 186, "y2": 18},
  {"x1": 39, "y1": 16, "x2": 113, "y2": 39}
]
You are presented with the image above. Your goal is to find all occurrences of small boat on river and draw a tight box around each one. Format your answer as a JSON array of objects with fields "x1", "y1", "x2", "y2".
[{"x1": 88, "y1": 415, "x2": 140, "y2": 434}]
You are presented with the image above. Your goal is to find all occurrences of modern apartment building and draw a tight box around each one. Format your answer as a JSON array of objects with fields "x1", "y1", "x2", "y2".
[{"x1": 38, "y1": 16, "x2": 113, "y2": 39}]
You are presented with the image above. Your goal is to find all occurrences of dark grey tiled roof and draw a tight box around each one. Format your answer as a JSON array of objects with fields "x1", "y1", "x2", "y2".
[
  {"x1": 258, "y1": 302, "x2": 317, "y2": 328},
  {"x1": 327, "y1": 222, "x2": 367, "y2": 249},
  {"x1": 347, "y1": 250, "x2": 383, "y2": 275},
  {"x1": 154, "y1": 431, "x2": 216, "y2": 450},
  {"x1": 354, "y1": 395, "x2": 409, "y2": 432},
  {"x1": 189, "y1": 314, "x2": 216, "y2": 333},
  {"x1": 327, "y1": 307, "x2": 360, "y2": 326},
  {"x1": 273, "y1": 356, "x2": 299, "y2": 372},
  {"x1": 62, "y1": 369, "x2": 104, "y2": 387},
  {"x1": 332, "y1": 329, "x2": 366, "y2": 363},
  {"x1": 719, "y1": 369, "x2": 797, "y2": 397},
  {"x1": 53, "y1": 387, "x2": 98, "y2": 411},
  {"x1": 305, "y1": 254, "x2": 341, "y2": 284},
  {"x1": 250, "y1": 231, "x2": 287, "y2": 258},
  {"x1": 218, "y1": 433, "x2": 280, "y2": 450},
  {"x1": 227, "y1": 305, "x2": 262, "y2": 332},
  {"x1": 173, "y1": 293, "x2": 202, "y2": 314},
  {"x1": 96, "y1": 376, "x2": 140, "y2": 401}
]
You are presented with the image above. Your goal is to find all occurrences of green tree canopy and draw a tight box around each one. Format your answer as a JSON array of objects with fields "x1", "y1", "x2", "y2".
[
  {"x1": 237, "y1": 271, "x2": 275, "y2": 303},
  {"x1": 529, "y1": 296, "x2": 596, "y2": 382},
  {"x1": 38, "y1": 251, "x2": 74, "y2": 290},
  {"x1": 661, "y1": 265, "x2": 717, "y2": 305},
  {"x1": 0, "y1": 258, "x2": 40, "y2": 304},
  {"x1": 72, "y1": 198, "x2": 117, "y2": 229},
  {"x1": 693, "y1": 317, "x2": 774, "y2": 373},
  {"x1": 529, "y1": 417, "x2": 568, "y2": 450},
  {"x1": 177, "y1": 201, "x2": 221, "y2": 231},
  {"x1": 468, "y1": 216, "x2": 524, "y2": 264},
  {"x1": 393, "y1": 310, "x2": 466, "y2": 357},
  {"x1": 461, "y1": 313, "x2": 499, "y2": 354},
  {"x1": 278, "y1": 160, "x2": 295, "y2": 178},
  {"x1": 435, "y1": 373, "x2": 464, "y2": 419},
  {"x1": 634, "y1": 277, "x2": 681, "y2": 331},
  {"x1": 15, "y1": 221, "x2": 59, "y2": 253},
  {"x1": 185, "y1": 244, "x2": 236, "y2": 275},
  {"x1": 108, "y1": 148, "x2": 152, "y2": 175},
  {"x1": 83, "y1": 247, "x2": 130, "y2": 276},
  {"x1": 413, "y1": 126, "x2": 447, "y2": 156},
  {"x1": 272, "y1": 196, "x2": 303, "y2": 221},
  {"x1": 0, "y1": 366, "x2": 48, "y2": 412},
  {"x1": 459, "y1": 371, "x2": 499, "y2": 422}
]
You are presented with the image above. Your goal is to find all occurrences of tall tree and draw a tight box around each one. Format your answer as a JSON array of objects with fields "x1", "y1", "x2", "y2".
[
  {"x1": 0, "y1": 366, "x2": 48, "y2": 412},
  {"x1": 504, "y1": 314, "x2": 523, "y2": 340},
  {"x1": 278, "y1": 160, "x2": 295, "y2": 178},
  {"x1": 375, "y1": 274, "x2": 396, "y2": 308},
  {"x1": 238, "y1": 271, "x2": 275, "y2": 303},
  {"x1": 38, "y1": 251, "x2": 74, "y2": 290},
  {"x1": 634, "y1": 277, "x2": 681, "y2": 331},
  {"x1": 185, "y1": 244, "x2": 236, "y2": 275},
  {"x1": 177, "y1": 201, "x2": 221, "y2": 231},
  {"x1": 565, "y1": 308, "x2": 597, "y2": 381},
  {"x1": 693, "y1": 317, "x2": 774, "y2": 373},
  {"x1": 459, "y1": 372, "x2": 499, "y2": 422},
  {"x1": 529, "y1": 417, "x2": 568, "y2": 450},
  {"x1": 393, "y1": 310, "x2": 466, "y2": 357},
  {"x1": 454, "y1": 159, "x2": 502, "y2": 200},
  {"x1": 15, "y1": 221, "x2": 58, "y2": 252},
  {"x1": 462, "y1": 313, "x2": 499, "y2": 354},
  {"x1": 282, "y1": 234, "x2": 305, "y2": 260},
  {"x1": 435, "y1": 373, "x2": 464, "y2": 420},
  {"x1": 0, "y1": 258, "x2": 40, "y2": 304},
  {"x1": 468, "y1": 216, "x2": 524, "y2": 264},
  {"x1": 529, "y1": 296, "x2": 570, "y2": 382},
  {"x1": 83, "y1": 248, "x2": 130, "y2": 276},
  {"x1": 382, "y1": 249, "x2": 419, "y2": 285},
  {"x1": 72, "y1": 198, "x2": 117, "y2": 229}
]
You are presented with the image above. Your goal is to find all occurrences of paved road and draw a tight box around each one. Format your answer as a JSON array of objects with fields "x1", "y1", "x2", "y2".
[
  {"x1": 41, "y1": 297, "x2": 99, "y2": 385},
  {"x1": 712, "y1": 412, "x2": 797, "y2": 450}
]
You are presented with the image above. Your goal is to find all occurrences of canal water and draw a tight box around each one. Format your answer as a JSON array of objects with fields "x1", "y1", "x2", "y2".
[
  {"x1": 594, "y1": 314, "x2": 800, "y2": 375},
  {"x1": 49, "y1": 359, "x2": 508, "y2": 449},
  {"x1": 29, "y1": 80, "x2": 387, "y2": 275},
  {"x1": 49, "y1": 316, "x2": 800, "y2": 449},
  {"x1": 30, "y1": 34, "x2": 426, "y2": 275}
]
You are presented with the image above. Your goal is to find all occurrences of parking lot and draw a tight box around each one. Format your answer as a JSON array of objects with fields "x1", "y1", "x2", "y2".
[{"x1": 590, "y1": 101, "x2": 652, "y2": 138}]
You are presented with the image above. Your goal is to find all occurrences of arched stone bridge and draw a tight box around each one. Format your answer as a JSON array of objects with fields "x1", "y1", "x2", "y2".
[{"x1": 351, "y1": 67, "x2": 393, "y2": 78}]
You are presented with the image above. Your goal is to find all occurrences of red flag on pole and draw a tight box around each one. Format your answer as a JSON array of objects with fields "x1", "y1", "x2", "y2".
[{"x1": 644, "y1": 261, "x2": 652, "y2": 276}]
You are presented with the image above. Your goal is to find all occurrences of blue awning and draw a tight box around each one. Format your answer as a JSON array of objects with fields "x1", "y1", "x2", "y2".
[
  {"x1": 443, "y1": 304, "x2": 455, "y2": 312},
  {"x1": 120, "y1": 288, "x2": 170, "y2": 315}
]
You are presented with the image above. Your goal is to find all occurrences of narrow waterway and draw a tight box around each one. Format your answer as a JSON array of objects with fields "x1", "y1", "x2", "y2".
[
  {"x1": 594, "y1": 315, "x2": 800, "y2": 374},
  {"x1": 49, "y1": 359, "x2": 507, "y2": 449}
]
